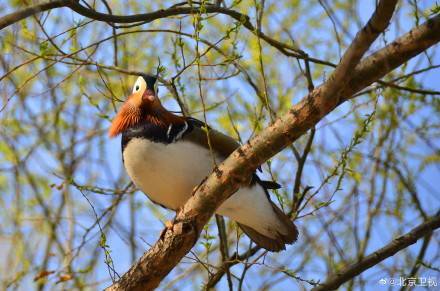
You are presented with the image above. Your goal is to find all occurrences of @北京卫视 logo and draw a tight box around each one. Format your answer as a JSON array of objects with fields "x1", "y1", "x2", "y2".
[{"x1": 378, "y1": 277, "x2": 438, "y2": 287}]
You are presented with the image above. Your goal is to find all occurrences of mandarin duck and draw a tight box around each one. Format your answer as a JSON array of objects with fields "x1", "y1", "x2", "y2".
[{"x1": 109, "y1": 75, "x2": 298, "y2": 251}]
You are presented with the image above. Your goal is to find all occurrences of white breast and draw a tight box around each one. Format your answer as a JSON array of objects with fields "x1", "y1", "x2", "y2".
[
  {"x1": 123, "y1": 138, "x2": 217, "y2": 210},
  {"x1": 123, "y1": 137, "x2": 285, "y2": 238}
]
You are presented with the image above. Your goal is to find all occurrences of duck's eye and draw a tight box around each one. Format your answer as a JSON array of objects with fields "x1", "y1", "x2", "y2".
[{"x1": 135, "y1": 85, "x2": 139, "y2": 91}]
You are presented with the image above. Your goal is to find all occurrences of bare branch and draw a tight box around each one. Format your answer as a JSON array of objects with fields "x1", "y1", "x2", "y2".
[
  {"x1": 0, "y1": 0, "x2": 334, "y2": 66},
  {"x1": 206, "y1": 246, "x2": 260, "y2": 288},
  {"x1": 342, "y1": 14, "x2": 440, "y2": 100},
  {"x1": 65, "y1": 1, "x2": 307, "y2": 58},
  {"x1": 324, "y1": 0, "x2": 397, "y2": 100},
  {"x1": 0, "y1": 0, "x2": 69, "y2": 30},
  {"x1": 312, "y1": 215, "x2": 440, "y2": 291}
]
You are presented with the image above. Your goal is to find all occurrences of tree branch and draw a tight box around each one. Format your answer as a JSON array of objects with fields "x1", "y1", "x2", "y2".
[
  {"x1": 1, "y1": 1, "x2": 337, "y2": 66},
  {"x1": 106, "y1": 11, "x2": 440, "y2": 291},
  {"x1": 312, "y1": 215, "x2": 440, "y2": 291},
  {"x1": 342, "y1": 14, "x2": 440, "y2": 100},
  {"x1": 206, "y1": 246, "x2": 260, "y2": 288},
  {"x1": 324, "y1": 0, "x2": 397, "y2": 99},
  {"x1": 214, "y1": 214, "x2": 233, "y2": 290},
  {"x1": 0, "y1": 0, "x2": 70, "y2": 30},
  {"x1": 65, "y1": 1, "x2": 307, "y2": 58}
]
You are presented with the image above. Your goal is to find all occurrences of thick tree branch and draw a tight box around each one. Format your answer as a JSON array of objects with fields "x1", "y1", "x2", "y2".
[
  {"x1": 312, "y1": 215, "x2": 440, "y2": 291},
  {"x1": 106, "y1": 12, "x2": 440, "y2": 291},
  {"x1": 0, "y1": 0, "x2": 69, "y2": 31},
  {"x1": 324, "y1": 0, "x2": 397, "y2": 99},
  {"x1": 342, "y1": 14, "x2": 440, "y2": 100}
]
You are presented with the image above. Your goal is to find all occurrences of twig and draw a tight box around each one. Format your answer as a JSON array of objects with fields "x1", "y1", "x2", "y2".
[{"x1": 312, "y1": 215, "x2": 440, "y2": 291}]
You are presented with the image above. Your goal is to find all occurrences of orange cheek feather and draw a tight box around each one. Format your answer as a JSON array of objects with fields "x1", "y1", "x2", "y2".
[{"x1": 108, "y1": 101, "x2": 141, "y2": 137}]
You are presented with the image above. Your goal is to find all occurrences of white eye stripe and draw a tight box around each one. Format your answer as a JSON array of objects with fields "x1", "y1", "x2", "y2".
[{"x1": 132, "y1": 76, "x2": 146, "y2": 93}]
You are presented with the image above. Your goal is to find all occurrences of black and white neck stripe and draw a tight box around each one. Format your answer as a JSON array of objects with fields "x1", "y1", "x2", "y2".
[{"x1": 121, "y1": 120, "x2": 190, "y2": 151}]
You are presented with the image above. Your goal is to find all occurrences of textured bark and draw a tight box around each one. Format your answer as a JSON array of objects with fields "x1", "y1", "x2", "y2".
[
  {"x1": 106, "y1": 11, "x2": 440, "y2": 291},
  {"x1": 312, "y1": 215, "x2": 440, "y2": 291}
]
